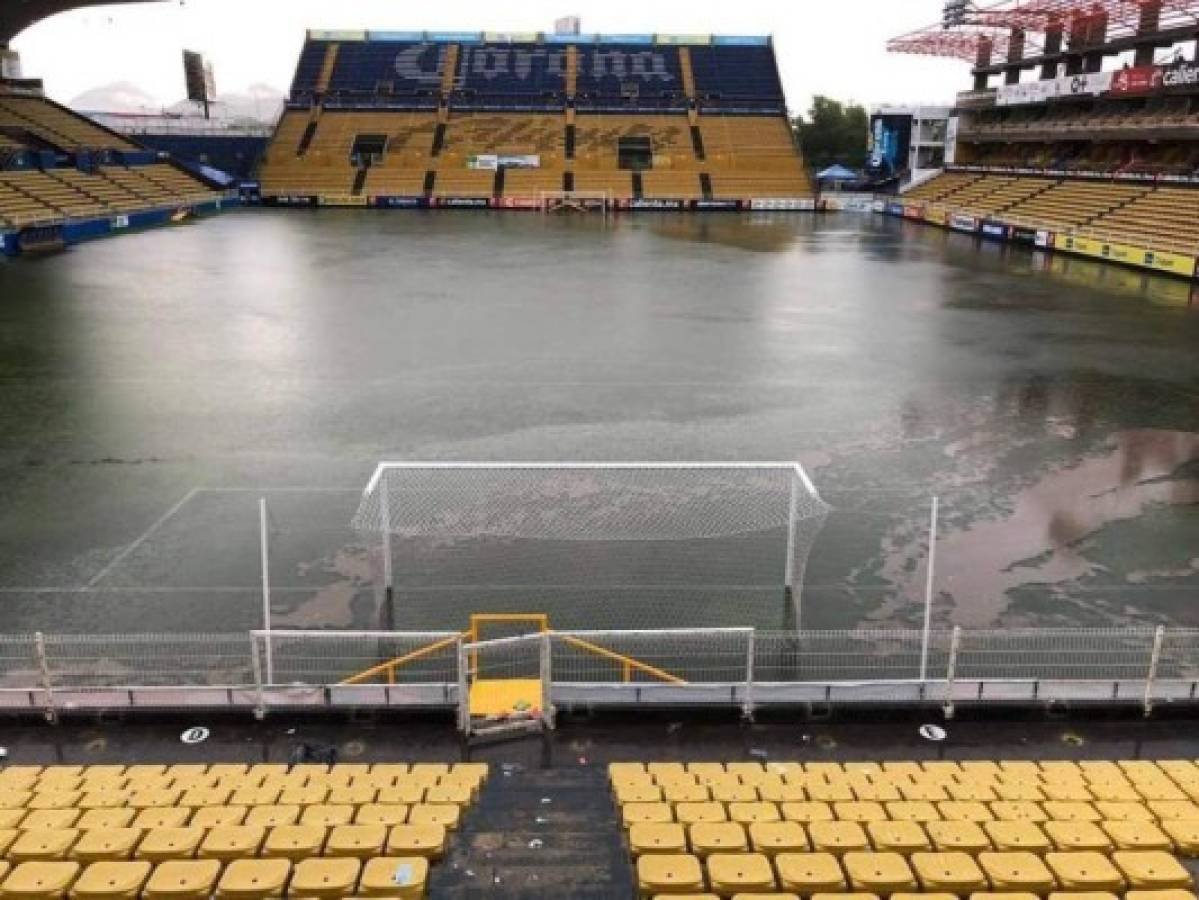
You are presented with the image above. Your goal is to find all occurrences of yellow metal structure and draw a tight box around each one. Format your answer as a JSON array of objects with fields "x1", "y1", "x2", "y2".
[{"x1": 338, "y1": 613, "x2": 684, "y2": 690}]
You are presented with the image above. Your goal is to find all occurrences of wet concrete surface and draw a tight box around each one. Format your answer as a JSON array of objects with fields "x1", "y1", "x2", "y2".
[{"x1": 0, "y1": 210, "x2": 1196, "y2": 634}]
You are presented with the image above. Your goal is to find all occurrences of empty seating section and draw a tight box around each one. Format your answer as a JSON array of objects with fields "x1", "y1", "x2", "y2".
[
  {"x1": 574, "y1": 45, "x2": 684, "y2": 106},
  {"x1": 0, "y1": 762, "x2": 487, "y2": 899},
  {"x1": 906, "y1": 172, "x2": 1199, "y2": 256},
  {"x1": 265, "y1": 36, "x2": 812, "y2": 203},
  {"x1": 330, "y1": 42, "x2": 446, "y2": 101},
  {"x1": 690, "y1": 44, "x2": 784, "y2": 111},
  {"x1": 702, "y1": 115, "x2": 813, "y2": 198},
  {"x1": 0, "y1": 97, "x2": 134, "y2": 151},
  {"x1": 613, "y1": 760, "x2": 1199, "y2": 899}
]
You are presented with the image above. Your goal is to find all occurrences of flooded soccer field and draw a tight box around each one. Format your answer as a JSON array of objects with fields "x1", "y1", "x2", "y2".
[{"x1": 0, "y1": 208, "x2": 1196, "y2": 634}]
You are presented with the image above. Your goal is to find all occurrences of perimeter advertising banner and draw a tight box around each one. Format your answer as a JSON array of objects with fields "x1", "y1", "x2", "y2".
[
  {"x1": 949, "y1": 213, "x2": 978, "y2": 233},
  {"x1": 1109, "y1": 64, "x2": 1163, "y2": 95},
  {"x1": 750, "y1": 198, "x2": 816, "y2": 211},
  {"x1": 1142, "y1": 249, "x2": 1198, "y2": 277},
  {"x1": 467, "y1": 155, "x2": 541, "y2": 170},
  {"x1": 996, "y1": 71, "x2": 1113, "y2": 105}
]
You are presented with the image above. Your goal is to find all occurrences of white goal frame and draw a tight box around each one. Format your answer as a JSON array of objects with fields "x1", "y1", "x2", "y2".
[
  {"x1": 538, "y1": 190, "x2": 612, "y2": 214},
  {"x1": 359, "y1": 461, "x2": 827, "y2": 619}
]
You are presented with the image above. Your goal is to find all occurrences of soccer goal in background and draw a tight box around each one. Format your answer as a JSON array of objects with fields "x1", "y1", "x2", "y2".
[
  {"x1": 352, "y1": 462, "x2": 829, "y2": 632},
  {"x1": 538, "y1": 190, "x2": 612, "y2": 214}
]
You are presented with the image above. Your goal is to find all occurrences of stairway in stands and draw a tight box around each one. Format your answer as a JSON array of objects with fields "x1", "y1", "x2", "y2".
[
  {"x1": 316, "y1": 43, "x2": 340, "y2": 94},
  {"x1": 429, "y1": 766, "x2": 634, "y2": 899}
]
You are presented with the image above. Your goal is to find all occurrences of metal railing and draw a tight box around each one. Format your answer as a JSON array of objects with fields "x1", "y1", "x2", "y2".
[{"x1": 0, "y1": 626, "x2": 1195, "y2": 726}]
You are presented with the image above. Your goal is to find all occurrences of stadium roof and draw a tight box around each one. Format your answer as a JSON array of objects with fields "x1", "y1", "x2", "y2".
[
  {"x1": 1, "y1": 0, "x2": 157, "y2": 46},
  {"x1": 887, "y1": 0, "x2": 1199, "y2": 64}
]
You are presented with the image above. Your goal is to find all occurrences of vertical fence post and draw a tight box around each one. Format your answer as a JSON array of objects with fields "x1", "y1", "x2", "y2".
[
  {"x1": 259, "y1": 497, "x2": 274, "y2": 686},
  {"x1": 540, "y1": 632, "x2": 556, "y2": 731},
  {"x1": 920, "y1": 495, "x2": 940, "y2": 682},
  {"x1": 34, "y1": 632, "x2": 56, "y2": 724},
  {"x1": 943, "y1": 625, "x2": 961, "y2": 720},
  {"x1": 743, "y1": 629, "x2": 756, "y2": 721},
  {"x1": 250, "y1": 634, "x2": 266, "y2": 721},
  {"x1": 456, "y1": 636, "x2": 471, "y2": 737},
  {"x1": 1144, "y1": 625, "x2": 1165, "y2": 718}
]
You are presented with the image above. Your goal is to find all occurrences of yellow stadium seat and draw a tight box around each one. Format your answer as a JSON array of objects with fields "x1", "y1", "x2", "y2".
[
  {"x1": 1046, "y1": 893, "x2": 1119, "y2": 900},
  {"x1": 357, "y1": 856, "x2": 428, "y2": 898},
  {"x1": 324, "y1": 824, "x2": 387, "y2": 859},
  {"x1": 130, "y1": 809, "x2": 190, "y2": 831},
  {"x1": 68, "y1": 861, "x2": 151, "y2": 899},
  {"x1": 1096, "y1": 802, "x2": 1153, "y2": 822},
  {"x1": 1103, "y1": 820, "x2": 1172, "y2": 851},
  {"x1": 707, "y1": 852, "x2": 777, "y2": 894},
  {"x1": 867, "y1": 821, "x2": 931, "y2": 854},
  {"x1": 0, "y1": 811, "x2": 26, "y2": 830},
  {"x1": 843, "y1": 851, "x2": 918, "y2": 893},
  {"x1": 141, "y1": 860, "x2": 222, "y2": 899},
  {"x1": 386, "y1": 824, "x2": 447, "y2": 860},
  {"x1": 190, "y1": 806, "x2": 247, "y2": 828},
  {"x1": 1000, "y1": 852, "x2": 1085, "y2": 892},
  {"x1": 9, "y1": 830, "x2": 79, "y2": 863},
  {"x1": 990, "y1": 802, "x2": 1047, "y2": 823},
  {"x1": 407, "y1": 804, "x2": 460, "y2": 831},
  {"x1": 1046, "y1": 852, "x2": 1130, "y2": 891},
  {"x1": 809, "y1": 821, "x2": 870, "y2": 855},
  {"x1": 213, "y1": 858, "x2": 290, "y2": 899},
  {"x1": 781, "y1": 802, "x2": 834, "y2": 824},
  {"x1": 1045, "y1": 822, "x2": 1113, "y2": 852},
  {"x1": 624, "y1": 803, "x2": 674, "y2": 828},
  {"x1": 676, "y1": 803, "x2": 728, "y2": 826},
  {"x1": 277, "y1": 784, "x2": 328, "y2": 807},
  {"x1": 759, "y1": 783, "x2": 807, "y2": 804},
  {"x1": 712, "y1": 783, "x2": 759, "y2": 804},
  {"x1": 834, "y1": 803, "x2": 887, "y2": 824},
  {"x1": 1160, "y1": 820, "x2": 1199, "y2": 855},
  {"x1": 260, "y1": 824, "x2": 325, "y2": 861},
  {"x1": 355, "y1": 804, "x2": 409, "y2": 827},
  {"x1": 729, "y1": 802, "x2": 781, "y2": 825},
  {"x1": 0, "y1": 830, "x2": 20, "y2": 856},
  {"x1": 749, "y1": 822, "x2": 809, "y2": 855},
  {"x1": 74, "y1": 811, "x2": 133, "y2": 832},
  {"x1": 629, "y1": 823, "x2": 688, "y2": 855},
  {"x1": 910, "y1": 851, "x2": 988, "y2": 893},
  {"x1": 938, "y1": 802, "x2": 993, "y2": 823},
  {"x1": 689, "y1": 822, "x2": 748, "y2": 856},
  {"x1": 69, "y1": 830, "x2": 140, "y2": 864},
  {"x1": 26, "y1": 794, "x2": 79, "y2": 812},
  {"x1": 664, "y1": 783, "x2": 711, "y2": 804},
  {"x1": 0, "y1": 861, "x2": 80, "y2": 899},
  {"x1": 984, "y1": 821, "x2": 1051, "y2": 853},
  {"x1": 243, "y1": 806, "x2": 299, "y2": 828},
  {"x1": 197, "y1": 825, "x2": 265, "y2": 861},
  {"x1": 299, "y1": 805, "x2": 355, "y2": 828},
  {"x1": 1112, "y1": 851, "x2": 1193, "y2": 890},
  {"x1": 1045, "y1": 803, "x2": 1101, "y2": 823},
  {"x1": 289, "y1": 857, "x2": 363, "y2": 899},
  {"x1": 637, "y1": 853, "x2": 705, "y2": 895},
  {"x1": 887, "y1": 802, "x2": 940, "y2": 823},
  {"x1": 775, "y1": 852, "x2": 847, "y2": 894},
  {"x1": 134, "y1": 828, "x2": 205, "y2": 862},
  {"x1": 1126, "y1": 892, "x2": 1199, "y2": 900},
  {"x1": 20, "y1": 812, "x2": 80, "y2": 832}
]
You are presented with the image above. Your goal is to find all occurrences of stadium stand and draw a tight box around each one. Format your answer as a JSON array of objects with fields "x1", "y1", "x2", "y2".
[
  {"x1": 0, "y1": 92, "x2": 228, "y2": 235},
  {"x1": 258, "y1": 32, "x2": 814, "y2": 208},
  {"x1": 0, "y1": 761, "x2": 488, "y2": 897},
  {"x1": 887, "y1": 1, "x2": 1199, "y2": 277},
  {"x1": 612, "y1": 760, "x2": 1199, "y2": 898}
]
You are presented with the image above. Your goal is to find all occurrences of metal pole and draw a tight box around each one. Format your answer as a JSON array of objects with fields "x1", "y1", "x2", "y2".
[
  {"x1": 944, "y1": 625, "x2": 961, "y2": 719},
  {"x1": 1144, "y1": 625, "x2": 1165, "y2": 718},
  {"x1": 743, "y1": 629, "x2": 756, "y2": 721},
  {"x1": 34, "y1": 632, "x2": 56, "y2": 724},
  {"x1": 919, "y1": 495, "x2": 939, "y2": 682},
  {"x1": 540, "y1": 632, "x2": 556, "y2": 731},
  {"x1": 259, "y1": 497, "x2": 274, "y2": 685},
  {"x1": 250, "y1": 634, "x2": 266, "y2": 721},
  {"x1": 784, "y1": 474, "x2": 801, "y2": 628},
  {"x1": 456, "y1": 637, "x2": 471, "y2": 736},
  {"x1": 380, "y1": 472, "x2": 394, "y2": 627}
]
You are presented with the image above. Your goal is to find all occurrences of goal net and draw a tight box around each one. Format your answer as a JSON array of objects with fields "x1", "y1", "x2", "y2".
[
  {"x1": 352, "y1": 463, "x2": 829, "y2": 631},
  {"x1": 538, "y1": 190, "x2": 611, "y2": 214}
]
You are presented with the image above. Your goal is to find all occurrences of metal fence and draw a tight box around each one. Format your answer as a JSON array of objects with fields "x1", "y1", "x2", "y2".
[{"x1": 0, "y1": 626, "x2": 1195, "y2": 725}]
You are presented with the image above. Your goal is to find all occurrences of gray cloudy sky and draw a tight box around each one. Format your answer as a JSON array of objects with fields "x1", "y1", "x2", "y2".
[{"x1": 14, "y1": 0, "x2": 965, "y2": 112}]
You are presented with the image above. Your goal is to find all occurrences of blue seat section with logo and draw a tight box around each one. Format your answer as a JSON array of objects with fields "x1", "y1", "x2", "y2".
[
  {"x1": 291, "y1": 40, "x2": 331, "y2": 99},
  {"x1": 574, "y1": 44, "x2": 683, "y2": 103},
  {"x1": 329, "y1": 41, "x2": 448, "y2": 98},
  {"x1": 457, "y1": 43, "x2": 565, "y2": 106},
  {"x1": 689, "y1": 44, "x2": 783, "y2": 112}
]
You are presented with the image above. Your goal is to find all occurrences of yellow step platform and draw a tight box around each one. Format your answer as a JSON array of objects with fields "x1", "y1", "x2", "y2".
[{"x1": 468, "y1": 679, "x2": 542, "y2": 718}]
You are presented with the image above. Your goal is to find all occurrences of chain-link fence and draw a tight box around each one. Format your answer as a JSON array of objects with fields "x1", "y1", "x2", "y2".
[{"x1": 4, "y1": 625, "x2": 1197, "y2": 722}]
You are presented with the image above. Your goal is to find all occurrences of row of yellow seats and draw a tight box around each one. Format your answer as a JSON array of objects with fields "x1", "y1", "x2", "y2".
[
  {"x1": 635, "y1": 850, "x2": 1193, "y2": 897},
  {"x1": 0, "y1": 819, "x2": 455, "y2": 865},
  {"x1": 614, "y1": 778, "x2": 1199, "y2": 805},
  {"x1": 611, "y1": 761, "x2": 1199, "y2": 788},
  {"x1": 623, "y1": 817, "x2": 1199, "y2": 858},
  {"x1": 0, "y1": 764, "x2": 485, "y2": 792},
  {"x1": 647, "y1": 890, "x2": 1195, "y2": 900},
  {"x1": 0, "y1": 781, "x2": 480, "y2": 812},
  {"x1": 0, "y1": 855, "x2": 428, "y2": 899}
]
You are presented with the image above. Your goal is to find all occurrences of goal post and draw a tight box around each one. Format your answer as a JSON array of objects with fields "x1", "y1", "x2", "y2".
[
  {"x1": 353, "y1": 462, "x2": 829, "y2": 631},
  {"x1": 538, "y1": 190, "x2": 611, "y2": 214}
]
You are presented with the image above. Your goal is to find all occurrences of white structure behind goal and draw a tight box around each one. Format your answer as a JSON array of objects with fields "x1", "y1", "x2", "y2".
[{"x1": 353, "y1": 462, "x2": 829, "y2": 631}]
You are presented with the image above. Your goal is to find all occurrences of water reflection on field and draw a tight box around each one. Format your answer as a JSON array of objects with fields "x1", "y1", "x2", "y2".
[{"x1": 0, "y1": 209, "x2": 1195, "y2": 633}]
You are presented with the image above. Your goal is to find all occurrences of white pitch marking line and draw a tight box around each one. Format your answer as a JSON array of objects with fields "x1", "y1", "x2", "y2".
[{"x1": 84, "y1": 487, "x2": 200, "y2": 589}]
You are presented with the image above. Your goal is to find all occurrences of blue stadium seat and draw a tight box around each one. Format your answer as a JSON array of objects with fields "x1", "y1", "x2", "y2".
[{"x1": 689, "y1": 45, "x2": 784, "y2": 113}]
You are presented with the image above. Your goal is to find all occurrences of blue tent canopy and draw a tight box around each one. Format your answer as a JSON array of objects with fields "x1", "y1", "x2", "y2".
[{"x1": 816, "y1": 164, "x2": 859, "y2": 181}]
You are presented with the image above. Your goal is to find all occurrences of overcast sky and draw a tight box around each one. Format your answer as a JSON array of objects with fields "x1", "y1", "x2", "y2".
[{"x1": 13, "y1": 0, "x2": 965, "y2": 112}]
